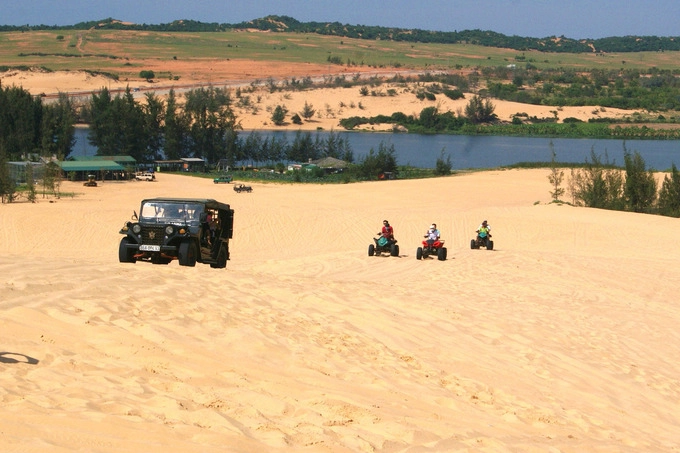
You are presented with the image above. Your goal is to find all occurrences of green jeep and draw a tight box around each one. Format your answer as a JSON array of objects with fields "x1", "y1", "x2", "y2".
[{"x1": 119, "y1": 198, "x2": 234, "y2": 269}]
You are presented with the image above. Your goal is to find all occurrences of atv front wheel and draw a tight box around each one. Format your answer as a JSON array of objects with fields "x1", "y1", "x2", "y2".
[
  {"x1": 437, "y1": 247, "x2": 447, "y2": 261},
  {"x1": 487, "y1": 240, "x2": 494, "y2": 250},
  {"x1": 390, "y1": 244, "x2": 399, "y2": 257},
  {"x1": 368, "y1": 244, "x2": 375, "y2": 256},
  {"x1": 416, "y1": 247, "x2": 423, "y2": 260}
]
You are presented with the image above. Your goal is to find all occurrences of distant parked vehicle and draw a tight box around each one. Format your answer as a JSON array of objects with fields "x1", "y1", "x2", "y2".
[
  {"x1": 83, "y1": 174, "x2": 97, "y2": 187},
  {"x1": 135, "y1": 172, "x2": 155, "y2": 182},
  {"x1": 213, "y1": 175, "x2": 233, "y2": 184}
]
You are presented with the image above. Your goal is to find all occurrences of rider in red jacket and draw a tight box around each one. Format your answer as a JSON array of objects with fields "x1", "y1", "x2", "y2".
[{"x1": 380, "y1": 220, "x2": 396, "y2": 243}]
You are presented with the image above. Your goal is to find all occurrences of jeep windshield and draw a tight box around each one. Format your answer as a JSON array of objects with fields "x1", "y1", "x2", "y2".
[{"x1": 139, "y1": 201, "x2": 203, "y2": 225}]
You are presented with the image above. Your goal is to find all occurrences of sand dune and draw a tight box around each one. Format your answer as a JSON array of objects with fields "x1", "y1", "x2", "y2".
[
  {"x1": 2, "y1": 171, "x2": 680, "y2": 452},
  {"x1": 1, "y1": 69, "x2": 641, "y2": 131}
]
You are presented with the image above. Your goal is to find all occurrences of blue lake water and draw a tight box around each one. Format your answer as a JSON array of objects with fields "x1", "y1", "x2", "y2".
[{"x1": 73, "y1": 128, "x2": 680, "y2": 170}]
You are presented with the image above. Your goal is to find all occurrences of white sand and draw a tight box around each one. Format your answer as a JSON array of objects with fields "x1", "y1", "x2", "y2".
[{"x1": 2, "y1": 171, "x2": 680, "y2": 452}]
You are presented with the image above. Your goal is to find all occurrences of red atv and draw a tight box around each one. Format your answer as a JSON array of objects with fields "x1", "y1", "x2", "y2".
[{"x1": 416, "y1": 239, "x2": 447, "y2": 261}]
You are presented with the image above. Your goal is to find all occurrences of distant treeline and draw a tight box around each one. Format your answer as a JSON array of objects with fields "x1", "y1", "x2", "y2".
[{"x1": 2, "y1": 15, "x2": 680, "y2": 53}]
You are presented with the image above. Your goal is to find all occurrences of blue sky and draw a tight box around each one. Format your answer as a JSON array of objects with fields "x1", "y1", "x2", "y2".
[{"x1": 3, "y1": 0, "x2": 679, "y2": 39}]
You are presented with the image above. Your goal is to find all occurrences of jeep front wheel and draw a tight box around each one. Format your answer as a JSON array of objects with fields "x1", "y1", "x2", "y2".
[
  {"x1": 178, "y1": 241, "x2": 197, "y2": 267},
  {"x1": 119, "y1": 238, "x2": 136, "y2": 263}
]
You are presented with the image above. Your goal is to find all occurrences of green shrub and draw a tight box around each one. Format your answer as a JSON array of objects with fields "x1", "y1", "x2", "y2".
[
  {"x1": 443, "y1": 89, "x2": 464, "y2": 100},
  {"x1": 139, "y1": 70, "x2": 155, "y2": 80},
  {"x1": 434, "y1": 150, "x2": 452, "y2": 176}
]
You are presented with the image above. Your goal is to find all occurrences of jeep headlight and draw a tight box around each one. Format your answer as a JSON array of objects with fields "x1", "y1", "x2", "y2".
[
  {"x1": 165, "y1": 225, "x2": 174, "y2": 235},
  {"x1": 132, "y1": 224, "x2": 142, "y2": 234}
]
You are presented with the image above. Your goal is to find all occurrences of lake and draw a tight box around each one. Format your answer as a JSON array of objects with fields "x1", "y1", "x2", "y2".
[{"x1": 73, "y1": 128, "x2": 680, "y2": 170}]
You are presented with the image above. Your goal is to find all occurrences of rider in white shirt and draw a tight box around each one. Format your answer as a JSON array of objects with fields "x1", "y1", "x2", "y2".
[{"x1": 425, "y1": 224, "x2": 440, "y2": 245}]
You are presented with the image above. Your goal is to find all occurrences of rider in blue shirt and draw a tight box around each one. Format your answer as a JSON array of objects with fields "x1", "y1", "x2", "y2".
[{"x1": 476, "y1": 220, "x2": 491, "y2": 240}]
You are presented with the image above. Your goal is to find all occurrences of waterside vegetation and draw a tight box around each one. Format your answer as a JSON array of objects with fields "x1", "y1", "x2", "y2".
[
  {"x1": 3, "y1": 17, "x2": 680, "y2": 140},
  {"x1": 3, "y1": 16, "x2": 680, "y2": 213}
]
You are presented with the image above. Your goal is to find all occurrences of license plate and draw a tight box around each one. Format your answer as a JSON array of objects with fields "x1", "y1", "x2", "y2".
[{"x1": 139, "y1": 244, "x2": 160, "y2": 252}]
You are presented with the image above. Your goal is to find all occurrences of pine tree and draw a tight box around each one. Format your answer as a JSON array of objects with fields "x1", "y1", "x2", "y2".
[
  {"x1": 0, "y1": 141, "x2": 16, "y2": 203},
  {"x1": 25, "y1": 161, "x2": 36, "y2": 203},
  {"x1": 143, "y1": 92, "x2": 165, "y2": 161},
  {"x1": 464, "y1": 95, "x2": 496, "y2": 124},
  {"x1": 163, "y1": 89, "x2": 188, "y2": 160},
  {"x1": 658, "y1": 163, "x2": 680, "y2": 217},
  {"x1": 547, "y1": 142, "x2": 565, "y2": 202},
  {"x1": 623, "y1": 150, "x2": 657, "y2": 213},
  {"x1": 271, "y1": 105, "x2": 288, "y2": 126},
  {"x1": 300, "y1": 101, "x2": 315, "y2": 121},
  {"x1": 183, "y1": 86, "x2": 239, "y2": 164}
]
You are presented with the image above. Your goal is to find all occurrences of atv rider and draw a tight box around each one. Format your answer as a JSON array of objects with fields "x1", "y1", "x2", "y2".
[
  {"x1": 476, "y1": 220, "x2": 491, "y2": 241},
  {"x1": 378, "y1": 220, "x2": 397, "y2": 244},
  {"x1": 431, "y1": 223, "x2": 441, "y2": 240},
  {"x1": 424, "y1": 224, "x2": 440, "y2": 246}
]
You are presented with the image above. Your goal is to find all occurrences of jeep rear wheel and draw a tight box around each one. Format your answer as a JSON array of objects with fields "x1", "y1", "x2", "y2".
[
  {"x1": 178, "y1": 241, "x2": 197, "y2": 267},
  {"x1": 118, "y1": 238, "x2": 136, "y2": 263},
  {"x1": 210, "y1": 244, "x2": 228, "y2": 269}
]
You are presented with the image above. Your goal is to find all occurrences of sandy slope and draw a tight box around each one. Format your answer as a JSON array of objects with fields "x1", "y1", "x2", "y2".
[
  {"x1": 1, "y1": 69, "x2": 641, "y2": 131},
  {"x1": 2, "y1": 171, "x2": 680, "y2": 452}
]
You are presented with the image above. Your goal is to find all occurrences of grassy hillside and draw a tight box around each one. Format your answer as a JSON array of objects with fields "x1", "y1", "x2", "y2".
[{"x1": 2, "y1": 28, "x2": 679, "y2": 81}]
